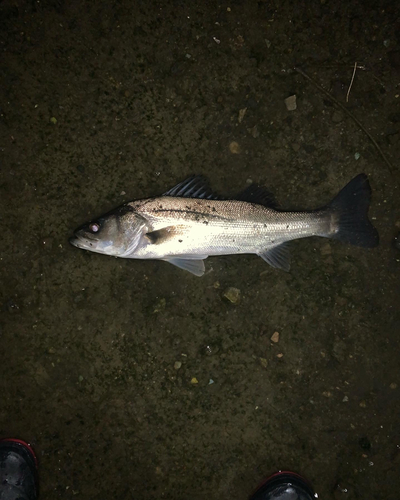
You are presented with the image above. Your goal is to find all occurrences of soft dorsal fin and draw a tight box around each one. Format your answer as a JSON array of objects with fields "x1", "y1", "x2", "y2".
[
  {"x1": 163, "y1": 175, "x2": 219, "y2": 199},
  {"x1": 236, "y1": 184, "x2": 279, "y2": 209}
]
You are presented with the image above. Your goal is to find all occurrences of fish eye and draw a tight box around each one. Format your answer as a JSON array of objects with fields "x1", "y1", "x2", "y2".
[{"x1": 89, "y1": 223, "x2": 100, "y2": 233}]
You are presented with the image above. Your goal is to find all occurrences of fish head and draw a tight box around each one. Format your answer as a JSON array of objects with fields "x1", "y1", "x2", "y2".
[{"x1": 69, "y1": 205, "x2": 146, "y2": 257}]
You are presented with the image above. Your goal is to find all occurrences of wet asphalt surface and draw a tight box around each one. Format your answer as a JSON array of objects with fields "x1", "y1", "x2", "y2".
[{"x1": 1, "y1": 1, "x2": 399, "y2": 498}]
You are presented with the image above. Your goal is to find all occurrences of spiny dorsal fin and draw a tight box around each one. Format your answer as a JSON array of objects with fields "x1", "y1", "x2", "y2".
[
  {"x1": 163, "y1": 175, "x2": 219, "y2": 199},
  {"x1": 236, "y1": 184, "x2": 279, "y2": 209}
]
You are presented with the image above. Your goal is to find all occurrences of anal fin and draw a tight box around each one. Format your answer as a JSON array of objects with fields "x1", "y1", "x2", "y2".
[
  {"x1": 258, "y1": 243, "x2": 291, "y2": 272},
  {"x1": 163, "y1": 257, "x2": 206, "y2": 276}
]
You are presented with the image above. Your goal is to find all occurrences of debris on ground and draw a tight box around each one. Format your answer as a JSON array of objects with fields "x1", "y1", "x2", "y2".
[
  {"x1": 271, "y1": 331, "x2": 280, "y2": 343},
  {"x1": 223, "y1": 287, "x2": 241, "y2": 303},
  {"x1": 238, "y1": 108, "x2": 247, "y2": 123},
  {"x1": 284, "y1": 95, "x2": 297, "y2": 111}
]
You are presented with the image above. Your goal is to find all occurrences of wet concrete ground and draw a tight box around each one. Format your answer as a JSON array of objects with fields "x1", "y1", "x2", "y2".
[{"x1": 1, "y1": 1, "x2": 399, "y2": 498}]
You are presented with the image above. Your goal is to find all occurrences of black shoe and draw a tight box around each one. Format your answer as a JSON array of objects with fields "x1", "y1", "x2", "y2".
[
  {"x1": 249, "y1": 471, "x2": 315, "y2": 500},
  {"x1": 0, "y1": 439, "x2": 39, "y2": 500}
]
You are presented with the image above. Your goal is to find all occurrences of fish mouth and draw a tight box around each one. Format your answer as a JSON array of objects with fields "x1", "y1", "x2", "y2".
[{"x1": 69, "y1": 234, "x2": 98, "y2": 250}]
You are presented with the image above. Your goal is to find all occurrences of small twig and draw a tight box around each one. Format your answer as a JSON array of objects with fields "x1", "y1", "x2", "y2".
[
  {"x1": 346, "y1": 61, "x2": 358, "y2": 102},
  {"x1": 294, "y1": 66, "x2": 394, "y2": 174}
]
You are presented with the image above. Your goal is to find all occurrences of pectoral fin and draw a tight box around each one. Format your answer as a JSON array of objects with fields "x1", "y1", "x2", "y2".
[
  {"x1": 258, "y1": 243, "x2": 291, "y2": 271},
  {"x1": 163, "y1": 257, "x2": 206, "y2": 276},
  {"x1": 145, "y1": 226, "x2": 183, "y2": 244}
]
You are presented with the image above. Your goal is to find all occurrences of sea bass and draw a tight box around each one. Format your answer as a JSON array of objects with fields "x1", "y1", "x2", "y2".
[{"x1": 69, "y1": 174, "x2": 379, "y2": 276}]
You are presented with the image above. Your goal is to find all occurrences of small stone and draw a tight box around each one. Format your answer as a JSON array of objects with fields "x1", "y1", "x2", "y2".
[
  {"x1": 249, "y1": 125, "x2": 259, "y2": 138},
  {"x1": 284, "y1": 95, "x2": 297, "y2": 111},
  {"x1": 223, "y1": 287, "x2": 241, "y2": 303},
  {"x1": 153, "y1": 298, "x2": 166, "y2": 313},
  {"x1": 227, "y1": 7, "x2": 231, "y2": 11},
  {"x1": 191, "y1": 377, "x2": 199, "y2": 385},
  {"x1": 320, "y1": 243, "x2": 332, "y2": 255},
  {"x1": 50, "y1": 117, "x2": 57, "y2": 124},
  {"x1": 271, "y1": 331, "x2": 280, "y2": 343},
  {"x1": 359, "y1": 400, "x2": 367, "y2": 408},
  {"x1": 259, "y1": 357, "x2": 268, "y2": 368},
  {"x1": 358, "y1": 437, "x2": 371, "y2": 450},
  {"x1": 229, "y1": 141, "x2": 240, "y2": 154},
  {"x1": 332, "y1": 111, "x2": 343, "y2": 123},
  {"x1": 48, "y1": 347, "x2": 56, "y2": 354},
  {"x1": 174, "y1": 361, "x2": 182, "y2": 370},
  {"x1": 208, "y1": 379, "x2": 214, "y2": 385},
  {"x1": 390, "y1": 382, "x2": 397, "y2": 389},
  {"x1": 6, "y1": 299, "x2": 19, "y2": 313},
  {"x1": 120, "y1": 191, "x2": 126, "y2": 196},
  {"x1": 238, "y1": 108, "x2": 247, "y2": 123},
  {"x1": 276, "y1": 353, "x2": 283, "y2": 358},
  {"x1": 342, "y1": 395, "x2": 349, "y2": 402},
  {"x1": 322, "y1": 391, "x2": 332, "y2": 398},
  {"x1": 78, "y1": 375, "x2": 84, "y2": 382},
  {"x1": 213, "y1": 281, "x2": 220, "y2": 289},
  {"x1": 354, "y1": 152, "x2": 361, "y2": 160}
]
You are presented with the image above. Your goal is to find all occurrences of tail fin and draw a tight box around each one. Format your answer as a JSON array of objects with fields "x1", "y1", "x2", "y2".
[{"x1": 327, "y1": 174, "x2": 379, "y2": 248}]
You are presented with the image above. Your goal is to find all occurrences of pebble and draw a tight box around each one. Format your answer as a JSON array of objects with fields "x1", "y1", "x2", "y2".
[
  {"x1": 223, "y1": 287, "x2": 241, "y2": 303},
  {"x1": 259, "y1": 357, "x2": 268, "y2": 368},
  {"x1": 342, "y1": 395, "x2": 349, "y2": 402},
  {"x1": 284, "y1": 95, "x2": 297, "y2": 111},
  {"x1": 271, "y1": 331, "x2": 280, "y2": 343},
  {"x1": 332, "y1": 111, "x2": 343, "y2": 123},
  {"x1": 359, "y1": 400, "x2": 367, "y2": 408},
  {"x1": 153, "y1": 298, "x2": 166, "y2": 313},
  {"x1": 276, "y1": 353, "x2": 283, "y2": 358},
  {"x1": 229, "y1": 141, "x2": 240, "y2": 154},
  {"x1": 322, "y1": 391, "x2": 332, "y2": 398},
  {"x1": 50, "y1": 116, "x2": 57, "y2": 124},
  {"x1": 320, "y1": 243, "x2": 332, "y2": 255},
  {"x1": 390, "y1": 382, "x2": 397, "y2": 389},
  {"x1": 191, "y1": 377, "x2": 199, "y2": 385},
  {"x1": 249, "y1": 125, "x2": 259, "y2": 138},
  {"x1": 174, "y1": 361, "x2": 182, "y2": 370},
  {"x1": 238, "y1": 108, "x2": 247, "y2": 123}
]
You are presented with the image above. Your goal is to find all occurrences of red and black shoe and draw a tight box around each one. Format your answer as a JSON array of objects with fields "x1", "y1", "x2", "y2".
[
  {"x1": 0, "y1": 439, "x2": 38, "y2": 500},
  {"x1": 249, "y1": 471, "x2": 316, "y2": 500}
]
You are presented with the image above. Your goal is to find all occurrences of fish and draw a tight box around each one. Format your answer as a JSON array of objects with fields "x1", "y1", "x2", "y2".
[{"x1": 69, "y1": 173, "x2": 379, "y2": 276}]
